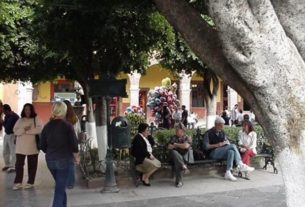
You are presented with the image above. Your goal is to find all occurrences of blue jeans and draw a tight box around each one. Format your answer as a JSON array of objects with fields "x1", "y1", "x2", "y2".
[
  {"x1": 210, "y1": 144, "x2": 241, "y2": 171},
  {"x1": 66, "y1": 164, "x2": 75, "y2": 188},
  {"x1": 47, "y1": 159, "x2": 72, "y2": 207}
]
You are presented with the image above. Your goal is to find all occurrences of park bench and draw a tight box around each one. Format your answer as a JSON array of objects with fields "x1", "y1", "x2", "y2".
[{"x1": 131, "y1": 126, "x2": 278, "y2": 186}]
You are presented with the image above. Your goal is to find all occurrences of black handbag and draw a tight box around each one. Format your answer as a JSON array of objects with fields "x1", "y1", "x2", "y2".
[{"x1": 33, "y1": 118, "x2": 40, "y2": 150}]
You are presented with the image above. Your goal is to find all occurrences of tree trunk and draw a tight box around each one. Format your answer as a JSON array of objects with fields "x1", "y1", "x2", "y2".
[
  {"x1": 154, "y1": 0, "x2": 305, "y2": 206},
  {"x1": 95, "y1": 97, "x2": 108, "y2": 172},
  {"x1": 83, "y1": 83, "x2": 97, "y2": 148},
  {"x1": 205, "y1": 95, "x2": 217, "y2": 130}
]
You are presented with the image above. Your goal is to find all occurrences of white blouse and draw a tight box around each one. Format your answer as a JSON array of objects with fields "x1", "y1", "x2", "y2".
[
  {"x1": 238, "y1": 130, "x2": 257, "y2": 154},
  {"x1": 139, "y1": 133, "x2": 152, "y2": 154}
]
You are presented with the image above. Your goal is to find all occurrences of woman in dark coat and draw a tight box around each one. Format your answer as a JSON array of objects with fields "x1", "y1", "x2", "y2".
[{"x1": 131, "y1": 123, "x2": 161, "y2": 186}]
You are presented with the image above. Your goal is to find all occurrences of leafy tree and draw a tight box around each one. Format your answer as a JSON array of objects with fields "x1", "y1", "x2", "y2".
[{"x1": 154, "y1": 0, "x2": 305, "y2": 206}]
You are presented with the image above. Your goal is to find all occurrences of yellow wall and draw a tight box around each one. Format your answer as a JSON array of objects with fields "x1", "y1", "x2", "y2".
[
  {"x1": 191, "y1": 72, "x2": 204, "y2": 81},
  {"x1": 34, "y1": 82, "x2": 51, "y2": 103},
  {"x1": 140, "y1": 64, "x2": 177, "y2": 89}
]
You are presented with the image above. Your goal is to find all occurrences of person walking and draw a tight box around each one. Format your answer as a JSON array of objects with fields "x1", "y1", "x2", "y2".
[
  {"x1": 1, "y1": 104, "x2": 19, "y2": 173},
  {"x1": 12, "y1": 103, "x2": 42, "y2": 190},
  {"x1": 63, "y1": 100, "x2": 81, "y2": 189},
  {"x1": 40, "y1": 102, "x2": 79, "y2": 207}
]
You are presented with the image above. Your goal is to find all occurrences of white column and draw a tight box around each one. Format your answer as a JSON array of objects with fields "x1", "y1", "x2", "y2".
[
  {"x1": 128, "y1": 71, "x2": 141, "y2": 106},
  {"x1": 227, "y1": 86, "x2": 238, "y2": 110},
  {"x1": 17, "y1": 81, "x2": 33, "y2": 114},
  {"x1": 206, "y1": 95, "x2": 217, "y2": 129},
  {"x1": 179, "y1": 72, "x2": 192, "y2": 110}
]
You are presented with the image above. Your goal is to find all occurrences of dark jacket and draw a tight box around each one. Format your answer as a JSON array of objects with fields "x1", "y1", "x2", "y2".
[
  {"x1": 131, "y1": 134, "x2": 155, "y2": 165},
  {"x1": 203, "y1": 127, "x2": 227, "y2": 157},
  {"x1": 3, "y1": 112, "x2": 19, "y2": 134},
  {"x1": 40, "y1": 119, "x2": 79, "y2": 161}
]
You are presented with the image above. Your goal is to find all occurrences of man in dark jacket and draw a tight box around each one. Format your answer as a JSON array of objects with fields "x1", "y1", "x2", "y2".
[{"x1": 1, "y1": 104, "x2": 19, "y2": 172}]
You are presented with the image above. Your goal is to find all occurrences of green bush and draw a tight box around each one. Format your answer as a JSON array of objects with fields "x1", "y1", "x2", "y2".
[
  {"x1": 125, "y1": 113, "x2": 146, "y2": 136},
  {"x1": 153, "y1": 125, "x2": 265, "y2": 145}
]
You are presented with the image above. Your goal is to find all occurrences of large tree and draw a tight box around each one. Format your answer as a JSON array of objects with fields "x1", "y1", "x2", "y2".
[
  {"x1": 153, "y1": 0, "x2": 305, "y2": 206},
  {"x1": 159, "y1": 32, "x2": 219, "y2": 128}
]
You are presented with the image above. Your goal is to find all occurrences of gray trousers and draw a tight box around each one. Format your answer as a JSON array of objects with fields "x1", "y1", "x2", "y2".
[
  {"x1": 170, "y1": 150, "x2": 185, "y2": 184},
  {"x1": 3, "y1": 134, "x2": 16, "y2": 168}
]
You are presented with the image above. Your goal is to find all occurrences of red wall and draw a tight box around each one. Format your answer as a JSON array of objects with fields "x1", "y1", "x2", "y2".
[{"x1": 33, "y1": 102, "x2": 52, "y2": 125}]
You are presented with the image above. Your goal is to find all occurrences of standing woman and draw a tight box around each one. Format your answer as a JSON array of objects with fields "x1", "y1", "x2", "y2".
[
  {"x1": 63, "y1": 100, "x2": 81, "y2": 189},
  {"x1": 13, "y1": 103, "x2": 42, "y2": 190},
  {"x1": 40, "y1": 102, "x2": 79, "y2": 207}
]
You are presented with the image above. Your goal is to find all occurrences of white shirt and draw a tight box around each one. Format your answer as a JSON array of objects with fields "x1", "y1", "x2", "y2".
[
  {"x1": 238, "y1": 130, "x2": 257, "y2": 154},
  {"x1": 139, "y1": 133, "x2": 152, "y2": 154}
]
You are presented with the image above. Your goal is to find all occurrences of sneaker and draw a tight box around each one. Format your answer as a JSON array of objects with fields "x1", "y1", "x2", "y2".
[
  {"x1": 238, "y1": 164, "x2": 255, "y2": 172},
  {"x1": 12, "y1": 183, "x2": 23, "y2": 190},
  {"x1": 176, "y1": 181, "x2": 183, "y2": 188},
  {"x1": 224, "y1": 171, "x2": 237, "y2": 181},
  {"x1": 7, "y1": 168, "x2": 15, "y2": 173},
  {"x1": 23, "y1": 183, "x2": 34, "y2": 189},
  {"x1": 2, "y1": 166, "x2": 9, "y2": 171}
]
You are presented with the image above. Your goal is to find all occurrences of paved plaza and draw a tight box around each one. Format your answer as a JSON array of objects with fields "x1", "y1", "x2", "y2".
[{"x1": 0, "y1": 135, "x2": 286, "y2": 207}]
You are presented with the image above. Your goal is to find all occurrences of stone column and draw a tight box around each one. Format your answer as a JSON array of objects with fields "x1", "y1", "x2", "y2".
[
  {"x1": 227, "y1": 86, "x2": 238, "y2": 110},
  {"x1": 179, "y1": 72, "x2": 192, "y2": 110},
  {"x1": 128, "y1": 71, "x2": 141, "y2": 106}
]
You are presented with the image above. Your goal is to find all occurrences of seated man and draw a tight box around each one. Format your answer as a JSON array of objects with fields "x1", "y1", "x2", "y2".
[
  {"x1": 168, "y1": 123, "x2": 192, "y2": 188},
  {"x1": 203, "y1": 117, "x2": 254, "y2": 181}
]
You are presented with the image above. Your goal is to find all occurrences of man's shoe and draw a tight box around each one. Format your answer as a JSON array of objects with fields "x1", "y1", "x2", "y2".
[
  {"x1": 176, "y1": 181, "x2": 183, "y2": 188},
  {"x1": 2, "y1": 166, "x2": 9, "y2": 171},
  {"x1": 7, "y1": 168, "x2": 15, "y2": 173},
  {"x1": 224, "y1": 171, "x2": 237, "y2": 181},
  {"x1": 12, "y1": 183, "x2": 23, "y2": 190},
  {"x1": 23, "y1": 183, "x2": 34, "y2": 189},
  {"x1": 238, "y1": 164, "x2": 255, "y2": 172}
]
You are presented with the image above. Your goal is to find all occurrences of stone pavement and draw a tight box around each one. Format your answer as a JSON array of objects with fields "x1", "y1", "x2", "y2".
[{"x1": 0, "y1": 134, "x2": 286, "y2": 207}]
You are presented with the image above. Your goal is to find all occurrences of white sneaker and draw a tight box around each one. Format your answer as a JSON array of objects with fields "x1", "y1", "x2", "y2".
[
  {"x1": 238, "y1": 164, "x2": 255, "y2": 172},
  {"x1": 224, "y1": 171, "x2": 237, "y2": 181}
]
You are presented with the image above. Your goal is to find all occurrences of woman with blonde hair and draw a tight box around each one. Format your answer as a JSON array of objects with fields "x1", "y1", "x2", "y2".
[
  {"x1": 63, "y1": 100, "x2": 81, "y2": 189},
  {"x1": 40, "y1": 102, "x2": 79, "y2": 207}
]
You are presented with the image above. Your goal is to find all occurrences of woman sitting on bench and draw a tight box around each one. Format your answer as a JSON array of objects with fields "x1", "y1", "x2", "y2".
[
  {"x1": 238, "y1": 120, "x2": 257, "y2": 179},
  {"x1": 131, "y1": 123, "x2": 161, "y2": 186}
]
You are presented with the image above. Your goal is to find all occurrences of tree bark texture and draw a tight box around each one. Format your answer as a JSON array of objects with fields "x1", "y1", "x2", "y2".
[
  {"x1": 83, "y1": 83, "x2": 98, "y2": 148},
  {"x1": 154, "y1": 0, "x2": 305, "y2": 206}
]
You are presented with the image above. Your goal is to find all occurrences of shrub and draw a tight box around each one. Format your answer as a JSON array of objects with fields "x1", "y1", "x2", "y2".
[
  {"x1": 125, "y1": 113, "x2": 146, "y2": 137},
  {"x1": 153, "y1": 125, "x2": 265, "y2": 145}
]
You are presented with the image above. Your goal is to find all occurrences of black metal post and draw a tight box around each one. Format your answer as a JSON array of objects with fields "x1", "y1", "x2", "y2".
[{"x1": 101, "y1": 96, "x2": 119, "y2": 193}]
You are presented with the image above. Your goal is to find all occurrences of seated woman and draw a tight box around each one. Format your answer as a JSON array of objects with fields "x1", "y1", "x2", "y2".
[
  {"x1": 131, "y1": 123, "x2": 161, "y2": 186},
  {"x1": 167, "y1": 123, "x2": 192, "y2": 188},
  {"x1": 238, "y1": 120, "x2": 257, "y2": 179}
]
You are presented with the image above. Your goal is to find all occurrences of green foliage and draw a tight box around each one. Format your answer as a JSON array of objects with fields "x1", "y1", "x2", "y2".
[
  {"x1": 125, "y1": 113, "x2": 146, "y2": 136},
  {"x1": 154, "y1": 128, "x2": 198, "y2": 145},
  {"x1": 153, "y1": 126, "x2": 265, "y2": 145},
  {"x1": 34, "y1": 0, "x2": 175, "y2": 84}
]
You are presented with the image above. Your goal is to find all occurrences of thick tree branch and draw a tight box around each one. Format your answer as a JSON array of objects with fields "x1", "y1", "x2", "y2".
[
  {"x1": 153, "y1": 0, "x2": 257, "y2": 106},
  {"x1": 272, "y1": 0, "x2": 305, "y2": 62}
]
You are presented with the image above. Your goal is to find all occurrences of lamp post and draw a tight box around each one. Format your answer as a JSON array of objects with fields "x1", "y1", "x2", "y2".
[
  {"x1": 101, "y1": 96, "x2": 119, "y2": 193},
  {"x1": 88, "y1": 78, "x2": 127, "y2": 193}
]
